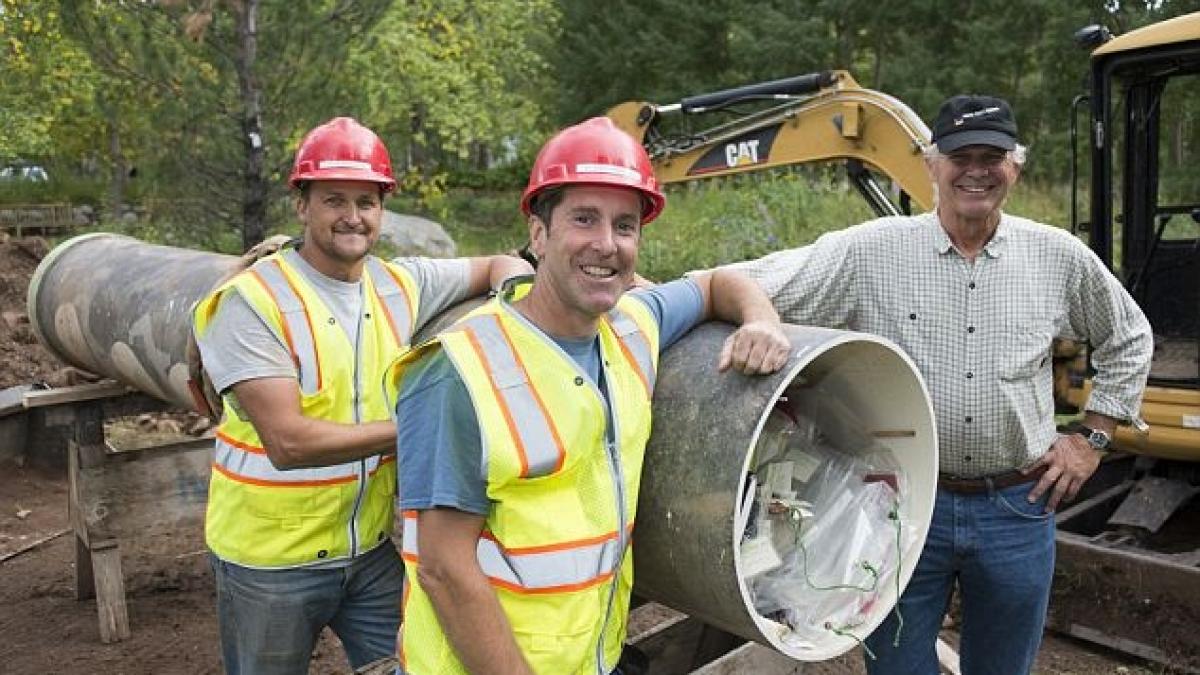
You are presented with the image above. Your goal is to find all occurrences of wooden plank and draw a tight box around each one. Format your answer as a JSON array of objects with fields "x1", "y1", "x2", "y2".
[
  {"x1": 0, "y1": 528, "x2": 68, "y2": 563},
  {"x1": 1061, "y1": 624, "x2": 1199, "y2": 675},
  {"x1": 0, "y1": 384, "x2": 33, "y2": 416},
  {"x1": 630, "y1": 614, "x2": 709, "y2": 675},
  {"x1": 74, "y1": 532, "x2": 96, "y2": 601},
  {"x1": 90, "y1": 541, "x2": 130, "y2": 643},
  {"x1": 74, "y1": 438, "x2": 212, "y2": 544},
  {"x1": 23, "y1": 381, "x2": 131, "y2": 409},
  {"x1": 690, "y1": 641, "x2": 804, "y2": 675},
  {"x1": 68, "y1": 437, "x2": 95, "y2": 601}
]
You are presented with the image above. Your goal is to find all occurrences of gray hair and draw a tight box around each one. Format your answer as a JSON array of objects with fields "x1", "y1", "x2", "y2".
[{"x1": 922, "y1": 143, "x2": 1028, "y2": 167}]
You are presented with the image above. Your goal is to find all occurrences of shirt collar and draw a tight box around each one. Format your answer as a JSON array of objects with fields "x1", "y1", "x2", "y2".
[{"x1": 930, "y1": 211, "x2": 1009, "y2": 258}]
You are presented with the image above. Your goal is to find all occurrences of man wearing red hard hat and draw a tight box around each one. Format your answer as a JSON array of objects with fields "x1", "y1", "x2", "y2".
[
  {"x1": 192, "y1": 117, "x2": 531, "y2": 674},
  {"x1": 390, "y1": 117, "x2": 791, "y2": 674}
]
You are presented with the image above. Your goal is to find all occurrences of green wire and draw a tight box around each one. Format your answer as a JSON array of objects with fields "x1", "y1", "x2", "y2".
[{"x1": 780, "y1": 495, "x2": 908, "y2": 658}]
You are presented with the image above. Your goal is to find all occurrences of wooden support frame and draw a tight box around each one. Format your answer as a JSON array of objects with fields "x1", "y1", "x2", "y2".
[{"x1": 64, "y1": 396, "x2": 212, "y2": 644}]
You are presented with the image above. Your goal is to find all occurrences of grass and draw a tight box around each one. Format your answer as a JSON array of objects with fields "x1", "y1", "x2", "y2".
[{"x1": 434, "y1": 170, "x2": 1074, "y2": 282}]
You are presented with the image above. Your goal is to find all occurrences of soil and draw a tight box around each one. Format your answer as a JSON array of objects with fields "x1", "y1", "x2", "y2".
[
  {"x1": 0, "y1": 235, "x2": 77, "y2": 390},
  {"x1": 0, "y1": 461, "x2": 351, "y2": 674},
  {"x1": 0, "y1": 462, "x2": 1161, "y2": 675}
]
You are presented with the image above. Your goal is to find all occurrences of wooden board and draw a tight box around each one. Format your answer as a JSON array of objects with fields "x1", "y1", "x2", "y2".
[{"x1": 73, "y1": 437, "x2": 212, "y2": 546}]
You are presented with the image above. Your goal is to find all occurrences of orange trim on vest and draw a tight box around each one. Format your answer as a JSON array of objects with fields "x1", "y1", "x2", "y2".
[
  {"x1": 489, "y1": 570, "x2": 614, "y2": 595},
  {"x1": 377, "y1": 264, "x2": 415, "y2": 346},
  {"x1": 494, "y1": 316, "x2": 567, "y2": 475},
  {"x1": 215, "y1": 429, "x2": 266, "y2": 454},
  {"x1": 248, "y1": 268, "x2": 299, "y2": 369},
  {"x1": 211, "y1": 461, "x2": 357, "y2": 487},
  {"x1": 211, "y1": 458, "x2": 389, "y2": 488},
  {"x1": 463, "y1": 326, "x2": 531, "y2": 478},
  {"x1": 606, "y1": 315, "x2": 652, "y2": 400},
  {"x1": 479, "y1": 528, "x2": 618, "y2": 555},
  {"x1": 274, "y1": 260, "x2": 325, "y2": 391}
]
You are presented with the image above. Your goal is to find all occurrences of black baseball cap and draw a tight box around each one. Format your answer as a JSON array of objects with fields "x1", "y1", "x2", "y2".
[{"x1": 931, "y1": 95, "x2": 1018, "y2": 152}]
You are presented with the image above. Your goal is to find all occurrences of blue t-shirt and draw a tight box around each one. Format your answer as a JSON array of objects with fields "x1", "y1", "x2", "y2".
[{"x1": 397, "y1": 279, "x2": 705, "y2": 515}]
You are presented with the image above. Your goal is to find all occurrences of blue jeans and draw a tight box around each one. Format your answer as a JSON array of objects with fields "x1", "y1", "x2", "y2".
[
  {"x1": 864, "y1": 482, "x2": 1056, "y2": 675},
  {"x1": 211, "y1": 542, "x2": 404, "y2": 675}
]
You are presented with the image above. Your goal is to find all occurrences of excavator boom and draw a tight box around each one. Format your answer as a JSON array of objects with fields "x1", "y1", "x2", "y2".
[{"x1": 607, "y1": 70, "x2": 934, "y2": 216}]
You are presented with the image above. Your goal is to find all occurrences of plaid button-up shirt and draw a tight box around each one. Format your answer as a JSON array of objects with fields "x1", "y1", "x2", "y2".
[{"x1": 723, "y1": 211, "x2": 1153, "y2": 477}]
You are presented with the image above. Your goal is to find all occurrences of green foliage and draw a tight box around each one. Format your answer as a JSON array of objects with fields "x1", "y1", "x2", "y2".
[
  {"x1": 0, "y1": 1, "x2": 102, "y2": 159},
  {"x1": 544, "y1": 0, "x2": 1199, "y2": 185},
  {"x1": 638, "y1": 170, "x2": 877, "y2": 281},
  {"x1": 408, "y1": 189, "x2": 529, "y2": 256},
  {"x1": 432, "y1": 175, "x2": 1078, "y2": 284},
  {"x1": 356, "y1": 0, "x2": 557, "y2": 205}
]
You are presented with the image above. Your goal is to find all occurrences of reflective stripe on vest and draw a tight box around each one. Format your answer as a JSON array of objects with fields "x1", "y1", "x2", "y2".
[
  {"x1": 451, "y1": 313, "x2": 567, "y2": 479},
  {"x1": 607, "y1": 306, "x2": 656, "y2": 397},
  {"x1": 249, "y1": 258, "x2": 322, "y2": 394},
  {"x1": 365, "y1": 257, "x2": 414, "y2": 345},
  {"x1": 213, "y1": 430, "x2": 393, "y2": 486},
  {"x1": 401, "y1": 512, "x2": 632, "y2": 594}
]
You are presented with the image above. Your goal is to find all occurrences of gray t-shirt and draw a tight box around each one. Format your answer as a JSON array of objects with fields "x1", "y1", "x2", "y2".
[{"x1": 198, "y1": 248, "x2": 472, "y2": 394}]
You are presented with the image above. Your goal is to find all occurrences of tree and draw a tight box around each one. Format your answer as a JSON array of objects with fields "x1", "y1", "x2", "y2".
[
  {"x1": 354, "y1": 0, "x2": 557, "y2": 193},
  {"x1": 0, "y1": 1, "x2": 98, "y2": 160},
  {"x1": 61, "y1": 0, "x2": 391, "y2": 250}
]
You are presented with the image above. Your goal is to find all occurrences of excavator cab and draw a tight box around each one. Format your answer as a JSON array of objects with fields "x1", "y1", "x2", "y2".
[
  {"x1": 1051, "y1": 14, "x2": 1200, "y2": 670},
  {"x1": 1069, "y1": 12, "x2": 1200, "y2": 458},
  {"x1": 606, "y1": 70, "x2": 935, "y2": 217},
  {"x1": 1077, "y1": 15, "x2": 1200, "y2": 390}
]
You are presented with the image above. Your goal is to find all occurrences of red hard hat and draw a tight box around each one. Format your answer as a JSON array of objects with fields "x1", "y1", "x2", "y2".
[
  {"x1": 521, "y1": 117, "x2": 665, "y2": 224},
  {"x1": 288, "y1": 117, "x2": 396, "y2": 193}
]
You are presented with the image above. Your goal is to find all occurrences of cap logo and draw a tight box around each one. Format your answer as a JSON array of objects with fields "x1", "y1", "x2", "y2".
[
  {"x1": 319, "y1": 160, "x2": 373, "y2": 171},
  {"x1": 576, "y1": 163, "x2": 641, "y2": 181},
  {"x1": 955, "y1": 106, "x2": 1001, "y2": 125}
]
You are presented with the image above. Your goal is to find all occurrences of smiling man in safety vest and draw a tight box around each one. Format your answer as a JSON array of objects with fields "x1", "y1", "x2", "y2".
[
  {"x1": 389, "y1": 117, "x2": 792, "y2": 675},
  {"x1": 191, "y1": 117, "x2": 530, "y2": 674}
]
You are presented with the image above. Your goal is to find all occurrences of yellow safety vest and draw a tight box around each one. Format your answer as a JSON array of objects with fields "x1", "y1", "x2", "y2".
[
  {"x1": 391, "y1": 287, "x2": 660, "y2": 675},
  {"x1": 193, "y1": 248, "x2": 421, "y2": 569}
]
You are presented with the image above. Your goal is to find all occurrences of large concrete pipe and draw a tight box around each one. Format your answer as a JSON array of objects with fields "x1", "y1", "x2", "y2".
[
  {"x1": 31, "y1": 235, "x2": 937, "y2": 663},
  {"x1": 28, "y1": 233, "x2": 238, "y2": 409},
  {"x1": 635, "y1": 322, "x2": 937, "y2": 661}
]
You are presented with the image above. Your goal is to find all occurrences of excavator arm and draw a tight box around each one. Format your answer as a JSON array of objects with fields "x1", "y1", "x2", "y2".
[{"x1": 607, "y1": 70, "x2": 934, "y2": 216}]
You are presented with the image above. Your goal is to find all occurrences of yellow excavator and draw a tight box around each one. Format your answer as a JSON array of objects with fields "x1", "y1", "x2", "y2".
[{"x1": 606, "y1": 29, "x2": 1200, "y2": 665}]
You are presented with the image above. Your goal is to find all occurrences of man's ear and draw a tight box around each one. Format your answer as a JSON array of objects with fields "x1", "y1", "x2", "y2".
[
  {"x1": 294, "y1": 193, "x2": 308, "y2": 221},
  {"x1": 528, "y1": 215, "x2": 548, "y2": 261}
]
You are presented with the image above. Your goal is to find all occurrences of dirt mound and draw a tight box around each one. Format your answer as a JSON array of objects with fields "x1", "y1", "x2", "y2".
[{"x1": 0, "y1": 234, "x2": 77, "y2": 390}]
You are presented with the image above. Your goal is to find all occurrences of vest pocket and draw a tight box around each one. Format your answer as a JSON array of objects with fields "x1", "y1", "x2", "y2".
[{"x1": 514, "y1": 625, "x2": 595, "y2": 672}]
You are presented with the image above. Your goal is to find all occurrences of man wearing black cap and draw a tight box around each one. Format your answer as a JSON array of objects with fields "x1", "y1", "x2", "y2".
[{"x1": 708, "y1": 95, "x2": 1152, "y2": 674}]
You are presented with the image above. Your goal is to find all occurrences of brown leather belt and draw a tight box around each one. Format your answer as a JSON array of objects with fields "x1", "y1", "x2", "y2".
[{"x1": 937, "y1": 464, "x2": 1048, "y2": 494}]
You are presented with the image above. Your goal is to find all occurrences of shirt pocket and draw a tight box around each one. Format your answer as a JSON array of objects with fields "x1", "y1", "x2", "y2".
[{"x1": 998, "y1": 321, "x2": 1054, "y2": 382}]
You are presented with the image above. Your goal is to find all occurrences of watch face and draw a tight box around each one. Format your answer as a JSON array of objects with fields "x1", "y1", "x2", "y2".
[{"x1": 1088, "y1": 430, "x2": 1111, "y2": 450}]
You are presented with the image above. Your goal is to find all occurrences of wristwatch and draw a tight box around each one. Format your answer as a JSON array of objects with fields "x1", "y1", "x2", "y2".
[{"x1": 1068, "y1": 422, "x2": 1111, "y2": 452}]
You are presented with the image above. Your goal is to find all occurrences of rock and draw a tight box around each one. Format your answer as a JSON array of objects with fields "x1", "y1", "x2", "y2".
[
  {"x1": 185, "y1": 415, "x2": 213, "y2": 436},
  {"x1": 1, "y1": 310, "x2": 26, "y2": 330},
  {"x1": 72, "y1": 205, "x2": 96, "y2": 227},
  {"x1": 45, "y1": 367, "x2": 101, "y2": 388},
  {"x1": 15, "y1": 237, "x2": 49, "y2": 261},
  {"x1": 379, "y1": 211, "x2": 457, "y2": 258}
]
